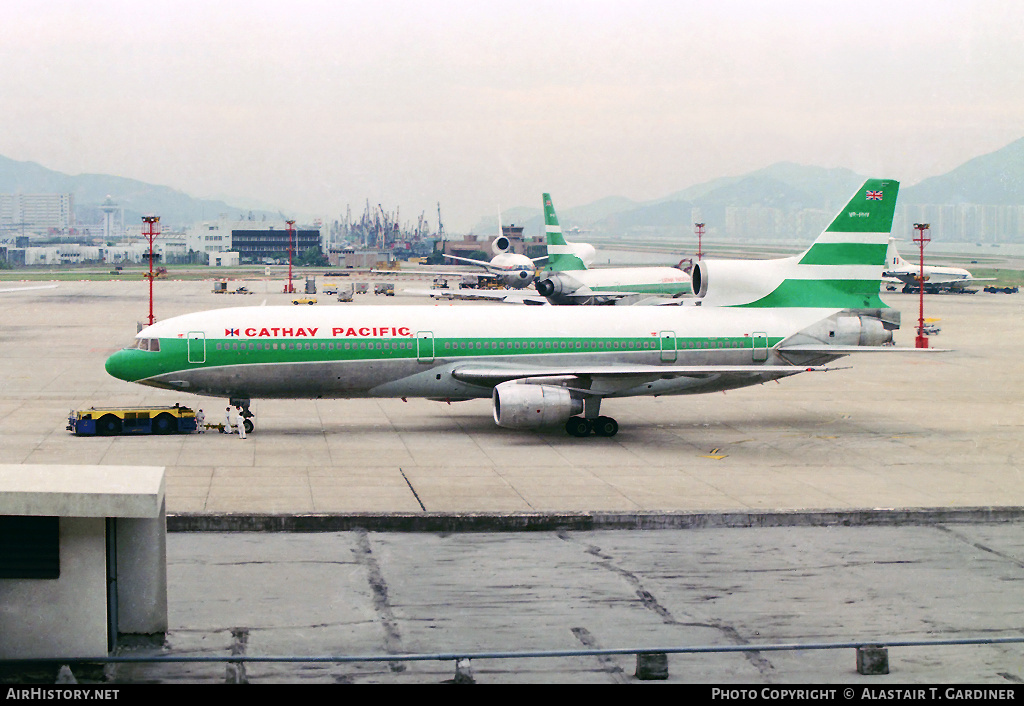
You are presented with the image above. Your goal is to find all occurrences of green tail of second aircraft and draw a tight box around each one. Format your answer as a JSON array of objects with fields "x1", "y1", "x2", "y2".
[
  {"x1": 692, "y1": 178, "x2": 900, "y2": 309},
  {"x1": 542, "y1": 193, "x2": 591, "y2": 271}
]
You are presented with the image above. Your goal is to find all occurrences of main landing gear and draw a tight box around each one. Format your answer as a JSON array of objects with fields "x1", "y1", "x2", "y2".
[
  {"x1": 565, "y1": 397, "x2": 619, "y2": 438},
  {"x1": 565, "y1": 415, "x2": 619, "y2": 438},
  {"x1": 230, "y1": 397, "x2": 255, "y2": 434}
]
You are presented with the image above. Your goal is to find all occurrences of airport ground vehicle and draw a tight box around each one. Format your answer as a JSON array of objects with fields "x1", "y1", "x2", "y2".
[
  {"x1": 374, "y1": 283, "x2": 395, "y2": 296},
  {"x1": 68, "y1": 405, "x2": 198, "y2": 436},
  {"x1": 292, "y1": 297, "x2": 317, "y2": 305}
]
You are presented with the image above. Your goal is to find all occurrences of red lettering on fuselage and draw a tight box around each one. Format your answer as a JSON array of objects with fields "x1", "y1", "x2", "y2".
[{"x1": 234, "y1": 325, "x2": 411, "y2": 338}]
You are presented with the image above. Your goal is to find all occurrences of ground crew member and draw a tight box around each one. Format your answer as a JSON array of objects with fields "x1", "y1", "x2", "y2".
[
  {"x1": 224, "y1": 406, "x2": 233, "y2": 434},
  {"x1": 196, "y1": 409, "x2": 205, "y2": 433},
  {"x1": 236, "y1": 406, "x2": 247, "y2": 439}
]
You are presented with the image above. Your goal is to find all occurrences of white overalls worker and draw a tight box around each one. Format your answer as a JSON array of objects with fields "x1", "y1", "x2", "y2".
[
  {"x1": 224, "y1": 406, "x2": 233, "y2": 434},
  {"x1": 196, "y1": 409, "x2": 205, "y2": 433},
  {"x1": 236, "y1": 406, "x2": 247, "y2": 439}
]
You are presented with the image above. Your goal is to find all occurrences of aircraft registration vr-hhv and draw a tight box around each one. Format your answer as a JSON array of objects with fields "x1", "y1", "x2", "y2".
[{"x1": 106, "y1": 179, "x2": 937, "y2": 437}]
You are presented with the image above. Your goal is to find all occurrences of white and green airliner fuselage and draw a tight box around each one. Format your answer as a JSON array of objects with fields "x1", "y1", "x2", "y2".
[
  {"x1": 534, "y1": 193, "x2": 692, "y2": 303},
  {"x1": 106, "y1": 179, "x2": 918, "y2": 437}
]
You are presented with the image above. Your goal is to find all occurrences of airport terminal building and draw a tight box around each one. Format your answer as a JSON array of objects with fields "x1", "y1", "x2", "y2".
[{"x1": 185, "y1": 219, "x2": 326, "y2": 264}]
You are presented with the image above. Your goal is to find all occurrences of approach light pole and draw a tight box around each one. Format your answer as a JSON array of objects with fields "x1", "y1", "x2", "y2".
[
  {"x1": 142, "y1": 215, "x2": 160, "y2": 326},
  {"x1": 913, "y1": 223, "x2": 930, "y2": 349},
  {"x1": 285, "y1": 219, "x2": 296, "y2": 294},
  {"x1": 694, "y1": 222, "x2": 705, "y2": 261}
]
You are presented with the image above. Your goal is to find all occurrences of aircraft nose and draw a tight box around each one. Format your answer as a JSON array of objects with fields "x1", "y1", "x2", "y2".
[{"x1": 105, "y1": 350, "x2": 132, "y2": 381}]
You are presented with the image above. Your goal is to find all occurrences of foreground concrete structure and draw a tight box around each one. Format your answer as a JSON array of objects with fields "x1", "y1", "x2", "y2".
[{"x1": 0, "y1": 465, "x2": 167, "y2": 659}]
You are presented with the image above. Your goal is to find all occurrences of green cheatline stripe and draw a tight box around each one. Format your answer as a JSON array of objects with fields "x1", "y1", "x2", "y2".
[
  {"x1": 733, "y1": 279, "x2": 888, "y2": 309},
  {"x1": 798, "y1": 242, "x2": 888, "y2": 266},
  {"x1": 123, "y1": 334, "x2": 785, "y2": 379}
]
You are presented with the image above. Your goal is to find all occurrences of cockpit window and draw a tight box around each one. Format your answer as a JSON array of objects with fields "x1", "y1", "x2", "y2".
[{"x1": 125, "y1": 338, "x2": 160, "y2": 352}]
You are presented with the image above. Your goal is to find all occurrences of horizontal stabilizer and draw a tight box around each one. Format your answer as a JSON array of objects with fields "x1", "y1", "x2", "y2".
[{"x1": 778, "y1": 344, "x2": 950, "y2": 353}]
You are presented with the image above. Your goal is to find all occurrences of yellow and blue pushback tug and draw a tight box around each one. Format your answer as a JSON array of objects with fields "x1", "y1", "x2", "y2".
[{"x1": 67, "y1": 405, "x2": 199, "y2": 436}]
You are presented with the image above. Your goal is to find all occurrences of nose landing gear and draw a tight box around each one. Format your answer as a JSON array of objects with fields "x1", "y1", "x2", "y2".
[{"x1": 230, "y1": 397, "x2": 255, "y2": 434}]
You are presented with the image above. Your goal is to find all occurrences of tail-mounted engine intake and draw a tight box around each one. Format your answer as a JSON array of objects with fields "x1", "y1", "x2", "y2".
[
  {"x1": 534, "y1": 273, "x2": 570, "y2": 298},
  {"x1": 492, "y1": 381, "x2": 583, "y2": 429},
  {"x1": 690, "y1": 259, "x2": 785, "y2": 306},
  {"x1": 492, "y1": 235, "x2": 512, "y2": 255}
]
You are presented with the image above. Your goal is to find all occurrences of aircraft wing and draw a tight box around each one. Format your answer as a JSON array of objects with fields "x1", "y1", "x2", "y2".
[
  {"x1": 547, "y1": 287, "x2": 691, "y2": 305},
  {"x1": 451, "y1": 363, "x2": 828, "y2": 389},
  {"x1": 402, "y1": 288, "x2": 550, "y2": 304},
  {"x1": 443, "y1": 254, "x2": 533, "y2": 273},
  {"x1": 0, "y1": 284, "x2": 58, "y2": 293},
  {"x1": 371, "y1": 268, "x2": 488, "y2": 278}
]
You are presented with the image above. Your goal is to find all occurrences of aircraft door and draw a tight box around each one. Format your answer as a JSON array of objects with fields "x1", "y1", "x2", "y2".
[
  {"x1": 659, "y1": 330, "x2": 677, "y2": 362},
  {"x1": 416, "y1": 331, "x2": 435, "y2": 363},
  {"x1": 187, "y1": 332, "x2": 206, "y2": 364},
  {"x1": 752, "y1": 331, "x2": 768, "y2": 362}
]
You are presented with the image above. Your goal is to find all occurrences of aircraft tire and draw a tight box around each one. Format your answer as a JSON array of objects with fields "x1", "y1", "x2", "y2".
[
  {"x1": 243, "y1": 419, "x2": 254, "y2": 434},
  {"x1": 593, "y1": 416, "x2": 619, "y2": 437},
  {"x1": 565, "y1": 416, "x2": 592, "y2": 437}
]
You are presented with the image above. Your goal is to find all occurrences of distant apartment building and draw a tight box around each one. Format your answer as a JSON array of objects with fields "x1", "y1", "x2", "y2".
[
  {"x1": 0, "y1": 193, "x2": 75, "y2": 232},
  {"x1": 894, "y1": 204, "x2": 1024, "y2": 243},
  {"x1": 724, "y1": 206, "x2": 784, "y2": 240}
]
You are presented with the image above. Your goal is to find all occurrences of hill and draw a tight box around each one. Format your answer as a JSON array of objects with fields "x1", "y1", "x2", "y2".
[{"x1": 0, "y1": 155, "x2": 274, "y2": 228}]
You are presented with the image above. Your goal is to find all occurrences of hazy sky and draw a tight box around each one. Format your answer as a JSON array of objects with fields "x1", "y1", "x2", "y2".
[{"x1": 1, "y1": 0, "x2": 1022, "y2": 230}]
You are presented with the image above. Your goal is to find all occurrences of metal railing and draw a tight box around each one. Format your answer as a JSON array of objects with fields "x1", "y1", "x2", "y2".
[{"x1": 7, "y1": 635, "x2": 1024, "y2": 682}]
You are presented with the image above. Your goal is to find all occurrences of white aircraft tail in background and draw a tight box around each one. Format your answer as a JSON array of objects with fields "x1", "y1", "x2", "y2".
[{"x1": 882, "y1": 238, "x2": 993, "y2": 293}]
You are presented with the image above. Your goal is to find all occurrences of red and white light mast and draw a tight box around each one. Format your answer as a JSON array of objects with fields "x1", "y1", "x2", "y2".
[
  {"x1": 285, "y1": 219, "x2": 296, "y2": 294},
  {"x1": 142, "y1": 215, "x2": 160, "y2": 325},
  {"x1": 913, "y1": 222, "x2": 930, "y2": 349}
]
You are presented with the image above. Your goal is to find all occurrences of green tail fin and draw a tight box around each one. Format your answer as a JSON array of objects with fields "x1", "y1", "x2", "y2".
[
  {"x1": 734, "y1": 179, "x2": 899, "y2": 309},
  {"x1": 543, "y1": 193, "x2": 587, "y2": 271},
  {"x1": 796, "y1": 179, "x2": 898, "y2": 267}
]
